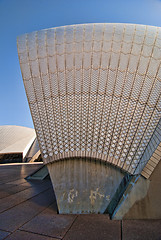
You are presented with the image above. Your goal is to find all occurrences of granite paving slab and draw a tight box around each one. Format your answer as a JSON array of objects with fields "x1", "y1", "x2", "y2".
[
  {"x1": 0, "y1": 188, "x2": 55, "y2": 232},
  {"x1": 21, "y1": 204, "x2": 77, "y2": 239},
  {"x1": 63, "y1": 215, "x2": 121, "y2": 240},
  {"x1": 0, "y1": 183, "x2": 32, "y2": 199},
  {"x1": 0, "y1": 164, "x2": 43, "y2": 184},
  {"x1": 5, "y1": 230, "x2": 58, "y2": 240},
  {"x1": 5, "y1": 178, "x2": 29, "y2": 185},
  {"x1": 0, "y1": 180, "x2": 51, "y2": 213},
  {"x1": 0, "y1": 230, "x2": 10, "y2": 240},
  {"x1": 0, "y1": 184, "x2": 19, "y2": 191},
  {"x1": 122, "y1": 220, "x2": 161, "y2": 240}
]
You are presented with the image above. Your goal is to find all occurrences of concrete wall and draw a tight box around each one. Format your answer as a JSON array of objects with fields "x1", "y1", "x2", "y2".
[
  {"x1": 123, "y1": 160, "x2": 161, "y2": 219},
  {"x1": 48, "y1": 158, "x2": 124, "y2": 214},
  {"x1": 112, "y1": 175, "x2": 150, "y2": 219},
  {"x1": 112, "y1": 159, "x2": 161, "y2": 219}
]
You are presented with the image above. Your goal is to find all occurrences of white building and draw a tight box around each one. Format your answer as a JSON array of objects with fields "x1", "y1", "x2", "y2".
[
  {"x1": 0, "y1": 125, "x2": 40, "y2": 163},
  {"x1": 17, "y1": 23, "x2": 161, "y2": 216}
]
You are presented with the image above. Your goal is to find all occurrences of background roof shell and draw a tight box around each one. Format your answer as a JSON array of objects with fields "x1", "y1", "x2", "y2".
[{"x1": 0, "y1": 125, "x2": 36, "y2": 158}]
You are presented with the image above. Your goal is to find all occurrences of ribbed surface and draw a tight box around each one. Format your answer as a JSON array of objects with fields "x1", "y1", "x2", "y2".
[
  {"x1": 141, "y1": 119, "x2": 161, "y2": 178},
  {"x1": 17, "y1": 23, "x2": 161, "y2": 174},
  {"x1": 0, "y1": 125, "x2": 36, "y2": 157}
]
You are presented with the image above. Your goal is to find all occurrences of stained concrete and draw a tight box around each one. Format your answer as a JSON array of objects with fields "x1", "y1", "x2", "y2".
[
  {"x1": 112, "y1": 175, "x2": 150, "y2": 219},
  {"x1": 123, "y1": 160, "x2": 161, "y2": 219},
  {"x1": 47, "y1": 158, "x2": 125, "y2": 214}
]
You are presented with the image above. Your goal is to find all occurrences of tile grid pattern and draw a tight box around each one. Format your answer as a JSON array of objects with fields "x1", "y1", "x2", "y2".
[
  {"x1": 141, "y1": 119, "x2": 161, "y2": 178},
  {"x1": 0, "y1": 126, "x2": 36, "y2": 159},
  {"x1": 0, "y1": 126, "x2": 35, "y2": 152},
  {"x1": 17, "y1": 23, "x2": 161, "y2": 175}
]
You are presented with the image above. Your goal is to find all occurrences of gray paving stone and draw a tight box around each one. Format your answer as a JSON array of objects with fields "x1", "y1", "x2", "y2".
[
  {"x1": 0, "y1": 179, "x2": 45, "y2": 193},
  {"x1": 21, "y1": 205, "x2": 77, "y2": 239},
  {"x1": 0, "y1": 164, "x2": 43, "y2": 184},
  {"x1": 0, "y1": 183, "x2": 32, "y2": 199},
  {"x1": 0, "y1": 230, "x2": 10, "y2": 240},
  {"x1": 5, "y1": 230, "x2": 58, "y2": 240},
  {"x1": 0, "y1": 180, "x2": 51, "y2": 213},
  {"x1": 0, "y1": 188, "x2": 55, "y2": 232},
  {"x1": 0, "y1": 184, "x2": 18, "y2": 191},
  {"x1": 63, "y1": 215, "x2": 121, "y2": 240},
  {"x1": 5, "y1": 179, "x2": 29, "y2": 185},
  {"x1": 122, "y1": 220, "x2": 161, "y2": 240}
]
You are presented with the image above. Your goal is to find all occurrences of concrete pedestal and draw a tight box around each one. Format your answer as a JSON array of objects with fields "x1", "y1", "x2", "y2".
[{"x1": 47, "y1": 158, "x2": 124, "y2": 214}]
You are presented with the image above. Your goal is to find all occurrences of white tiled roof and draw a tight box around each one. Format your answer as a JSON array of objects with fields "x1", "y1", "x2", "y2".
[
  {"x1": 17, "y1": 23, "x2": 161, "y2": 175},
  {"x1": 0, "y1": 125, "x2": 36, "y2": 158}
]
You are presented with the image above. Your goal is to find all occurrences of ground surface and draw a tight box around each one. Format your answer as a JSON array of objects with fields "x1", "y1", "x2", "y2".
[{"x1": 0, "y1": 163, "x2": 161, "y2": 240}]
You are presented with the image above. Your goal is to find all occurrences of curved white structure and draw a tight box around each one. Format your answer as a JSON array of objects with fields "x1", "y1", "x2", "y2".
[
  {"x1": 18, "y1": 23, "x2": 161, "y2": 214},
  {"x1": 18, "y1": 23, "x2": 161, "y2": 175},
  {"x1": 0, "y1": 125, "x2": 36, "y2": 162}
]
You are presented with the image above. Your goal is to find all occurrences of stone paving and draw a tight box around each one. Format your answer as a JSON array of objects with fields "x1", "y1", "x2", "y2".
[{"x1": 0, "y1": 163, "x2": 161, "y2": 240}]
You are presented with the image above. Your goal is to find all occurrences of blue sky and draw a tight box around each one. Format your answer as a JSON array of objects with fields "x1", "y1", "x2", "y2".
[{"x1": 0, "y1": 0, "x2": 161, "y2": 129}]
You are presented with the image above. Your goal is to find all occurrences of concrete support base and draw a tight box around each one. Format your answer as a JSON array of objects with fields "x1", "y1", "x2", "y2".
[
  {"x1": 112, "y1": 175, "x2": 150, "y2": 220},
  {"x1": 47, "y1": 158, "x2": 124, "y2": 214},
  {"x1": 115, "y1": 159, "x2": 161, "y2": 219}
]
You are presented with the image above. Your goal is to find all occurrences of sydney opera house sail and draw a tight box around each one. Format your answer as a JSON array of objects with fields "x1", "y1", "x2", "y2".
[
  {"x1": 0, "y1": 125, "x2": 38, "y2": 163},
  {"x1": 18, "y1": 23, "x2": 161, "y2": 214}
]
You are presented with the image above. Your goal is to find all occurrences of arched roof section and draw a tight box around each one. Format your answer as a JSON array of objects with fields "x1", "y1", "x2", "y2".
[
  {"x1": 0, "y1": 125, "x2": 36, "y2": 158},
  {"x1": 17, "y1": 23, "x2": 161, "y2": 175}
]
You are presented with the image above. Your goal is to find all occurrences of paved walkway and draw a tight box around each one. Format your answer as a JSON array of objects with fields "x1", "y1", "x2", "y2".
[{"x1": 0, "y1": 163, "x2": 161, "y2": 240}]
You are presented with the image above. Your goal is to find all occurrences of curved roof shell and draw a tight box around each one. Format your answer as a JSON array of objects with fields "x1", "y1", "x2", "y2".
[
  {"x1": 17, "y1": 23, "x2": 161, "y2": 175},
  {"x1": 0, "y1": 125, "x2": 36, "y2": 158}
]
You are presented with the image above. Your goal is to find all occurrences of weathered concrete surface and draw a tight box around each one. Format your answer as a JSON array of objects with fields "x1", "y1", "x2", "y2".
[
  {"x1": 112, "y1": 158, "x2": 161, "y2": 219},
  {"x1": 47, "y1": 158, "x2": 124, "y2": 214},
  {"x1": 112, "y1": 175, "x2": 150, "y2": 219},
  {"x1": 123, "y1": 159, "x2": 161, "y2": 219}
]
